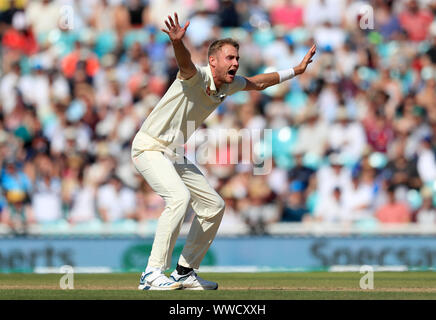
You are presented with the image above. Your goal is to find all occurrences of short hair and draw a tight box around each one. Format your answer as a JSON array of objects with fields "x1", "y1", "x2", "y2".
[{"x1": 207, "y1": 38, "x2": 239, "y2": 57}]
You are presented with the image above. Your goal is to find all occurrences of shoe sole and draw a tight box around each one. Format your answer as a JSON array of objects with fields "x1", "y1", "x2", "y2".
[
  {"x1": 181, "y1": 284, "x2": 218, "y2": 290},
  {"x1": 138, "y1": 284, "x2": 183, "y2": 291}
]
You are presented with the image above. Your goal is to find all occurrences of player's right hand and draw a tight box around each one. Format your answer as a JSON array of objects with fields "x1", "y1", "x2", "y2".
[{"x1": 161, "y1": 12, "x2": 190, "y2": 42}]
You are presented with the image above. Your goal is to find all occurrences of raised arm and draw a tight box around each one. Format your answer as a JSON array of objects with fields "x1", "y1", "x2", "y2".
[
  {"x1": 243, "y1": 44, "x2": 316, "y2": 91},
  {"x1": 161, "y1": 13, "x2": 197, "y2": 80}
]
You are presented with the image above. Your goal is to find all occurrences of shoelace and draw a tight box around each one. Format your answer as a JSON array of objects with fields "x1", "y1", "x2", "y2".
[{"x1": 155, "y1": 274, "x2": 176, "y2": 286}]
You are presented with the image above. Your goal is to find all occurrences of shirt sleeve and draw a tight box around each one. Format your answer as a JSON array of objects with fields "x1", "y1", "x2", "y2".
[
  {"x1": 177, "y1": 65, "x2": 202, "y2": 87},
  {"x1": 226, "y1": 75, "x2": 247, "y2": 95}
]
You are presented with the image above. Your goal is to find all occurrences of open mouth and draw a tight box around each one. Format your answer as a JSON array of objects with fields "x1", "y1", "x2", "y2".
[{"x1": 228, "y1": 69, "x2": 236, "y2": 76}]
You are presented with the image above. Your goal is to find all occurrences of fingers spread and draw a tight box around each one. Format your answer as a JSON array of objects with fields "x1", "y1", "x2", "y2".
[
  {"x1": 183, "y1": 20, "x2": 190, "y2": 31},
  {"x1": 168, "y1": 15, "x2": 175, "y2": 27},
  {"x1": 165, "y1": 20, "x2": 171, "y2": 30},
  {"x1": 174, "y1": 12, "x2": 179, "y2": 26}
]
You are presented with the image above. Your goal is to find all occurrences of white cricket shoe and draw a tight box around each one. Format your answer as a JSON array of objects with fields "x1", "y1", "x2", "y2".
[
  {"x1": 170, "y1": 270, "x2": 218, "y2": 290},
  {"x1": 138, "y1": 270, "x2": 183, "y2": 291}
]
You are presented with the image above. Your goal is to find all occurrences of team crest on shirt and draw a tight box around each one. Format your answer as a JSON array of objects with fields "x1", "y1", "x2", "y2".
[{"x1": 206, "y1": 85, "x2": 225, "y2": 101}]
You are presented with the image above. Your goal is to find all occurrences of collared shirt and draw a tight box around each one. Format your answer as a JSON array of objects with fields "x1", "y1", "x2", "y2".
[{"x1": 132, "y1": 65, "x2": 246, "y2": 158}]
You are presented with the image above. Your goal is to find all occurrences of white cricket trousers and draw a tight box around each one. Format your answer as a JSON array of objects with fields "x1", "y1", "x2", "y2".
[{"x1": 132, "y1": 150, "x2": 225, "y2": 270}]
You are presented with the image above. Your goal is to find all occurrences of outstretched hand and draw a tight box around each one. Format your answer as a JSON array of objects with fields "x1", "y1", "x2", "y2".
[
  {"x1": 294, "y1": 44, "x2": 316, "y2": 75},
  {"x1": 161, "y1": 12, "x2": 190, "y2": 42}
]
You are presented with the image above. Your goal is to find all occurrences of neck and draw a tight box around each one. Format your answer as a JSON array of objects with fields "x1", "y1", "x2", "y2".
[
  {"x1": 210, "y1": 66, "x2": 223, "y2": 90},
  {"x1": 213, "y1": 76, "x2": 223, "y2": 89}
]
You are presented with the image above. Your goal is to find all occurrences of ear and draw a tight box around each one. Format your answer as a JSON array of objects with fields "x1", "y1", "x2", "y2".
[{"x1": 209, "y1": 55, "x2": 216, "y2": 68}]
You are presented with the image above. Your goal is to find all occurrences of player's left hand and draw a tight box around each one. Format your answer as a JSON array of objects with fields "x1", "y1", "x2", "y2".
[{"x1": 294, "y1": 44, "x2": 316, "y2": 75}]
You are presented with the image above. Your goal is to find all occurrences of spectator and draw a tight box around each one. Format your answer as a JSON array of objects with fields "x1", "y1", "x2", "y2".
[
  {"x1": 0, "y1": 158, "x2": 33, "y2": 231},
  {"x1": 126, "y1": 0, "x2": 148, "y2": 28},
  {"x1": 383, "y1": 151, "x2": 422, "y2": 191},
  {"x1": 293, "y1": 104, "x2": 329, "y2": 158},
  {"x1": 281, "y1": 180, "x2": 310, "y2": 222},
  {"x1": 327, "y1": 106, "x2": 367, "y2": 163},
  {"x1": 31, "y1": 155, "x2": 64, "y2": 225},
  {"x1": 186, "y1": 10, "x2": 216, "y2": 47},
  {"x1": 236, "y1": 0, "x2": 270, "y2": 30},
  {"x1": 135, "y1": 181, "x2": 165, "y2": 223},
  {"x1": 363, "y1": 107, "x2": 395, "y2": 154},
  {"x1": 96, "y1": 174, "x2": 137, "y2": 223},
  {"x1": 264, "y1": 90, "x2": 293, "y2": 129},
  {"x1": 304, "y1": 0, "x2": 344, "y2": 28},
  {"x1": 270, "y1": 0, "x2": 304, "y2": 30},
  {"x1": 341, "y1": 172, "x2": 374, "y2": 222},
  {"x1": 1, "y1": 0, "x2": 436, "y2": 234},
  {"x1": 0, "y1": 0, "x2": 24, "y2": 28},
  {"x1": 288, "y1": 150, "x2": 315, "y2": 191},
  {"x1": 147, "y1": 0, "x2": 193, "y2": 30},
  {"x1": 398, "y1": 0, "x2": 433, "y2": 42},
  {"x1": 89, "y1": 0, "x2": 117, "y2": 32},
  {"x1": 68, "y1": 170, "x2": 99, "y2": 225},
  {"x1": 417, "y1": 136, "x2": 436, "y2": 184},
  {"x1": 317, "y1": 153, "x2": 353, "y2": 200},
  {"x1": 313, "y1": 21, "x2": 346, "y2": 51},
  {"x1": 314, "y1": 186, "x2": 346, "y2": 223},
  {"x1": 61, "y1": 41, "x2": 100, "y2": 82},
  {"x1": 25, "y1": 0, "x2": 61, "y2": 37},
  {"x1": 218, "y1": 0, "x2": 240, "y2": 28},
  {"x1": 397, "y1": 104, "x2": 432, "y2": 157},
  {"x1": 0, "y1": 191, "x2": 11, "y2": 227},
  {"x1": 267, "y1": 157, "x2": 289, "y2": 196},
  {"x1": 240, "y1": 175, "x2": 279, "y2": 234},
  {"x1": 2, "y1": 11, "x2": 38, "y2": 56},
  {"x1": 375, "y1": 185, "x2": 412, "y2": 224},
  {"x1": 335, "y1": 41, "x2": 359, "y2": 78},
  {"x1": 374, "y1": 0, "x2": 403, "y2": 41},
  {"x1": 415, "y1": 188, "x2": 436, "y2": 224},
  {"x1": 417, "y1": 74, "x2": 436, "y2": 118},
  {"x1": 318, "y1": 80, "x2": 340, "y2": 123},
  {"x1": 425, "y1": 27, "x2": 436, "y2": 64},
  {"x1": 218, "y1": 187, "x2": 248, "y2": 234},
  {"x1": 0, "y1": 62, "x2": 22, "y2": 115}
]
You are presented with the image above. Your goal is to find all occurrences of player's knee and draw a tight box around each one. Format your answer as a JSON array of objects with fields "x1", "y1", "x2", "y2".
[
  {"x1": 169, "y1": 189, "x2": 191, "y2": 209},
  {"x1": 210, "y1": 197, "x2": 225, "y2": 217}
]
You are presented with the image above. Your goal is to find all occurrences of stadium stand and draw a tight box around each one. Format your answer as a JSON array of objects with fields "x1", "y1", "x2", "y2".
[{"x1": 0, "y1": 0, "x2": 436, "y2": 238}]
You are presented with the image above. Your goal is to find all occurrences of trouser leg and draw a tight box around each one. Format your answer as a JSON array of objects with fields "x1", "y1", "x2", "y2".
[
  {"x1": 132, "y1": 151, "x2": 191, "y2": 270},
  {"x1": 174, "y1": 159, "x2": 225, "y2": 269}
]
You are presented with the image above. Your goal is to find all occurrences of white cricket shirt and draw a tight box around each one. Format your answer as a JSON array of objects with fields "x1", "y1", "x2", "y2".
[{"x1": 132, "y1": 65, "x2": 246, "y2": 158}]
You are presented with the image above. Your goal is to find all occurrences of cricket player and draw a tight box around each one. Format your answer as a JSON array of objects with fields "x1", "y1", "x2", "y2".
[{"x1": 132, "y1": 13, "x2": 316, "y2": 290}]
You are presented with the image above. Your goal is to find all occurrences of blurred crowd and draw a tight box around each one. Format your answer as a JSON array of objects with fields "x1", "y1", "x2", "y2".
[{"x1": 1, "y1": 0, "x2": 436, "y2": 235}]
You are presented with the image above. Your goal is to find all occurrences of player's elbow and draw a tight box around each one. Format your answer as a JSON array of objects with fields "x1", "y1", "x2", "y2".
[
  {"x1": 256, "y1": 82, "x2": 268, "y2": 91},
  {"x1": 246, "y1": 78, "x2": 267, "y2": 91},
  {"x1": 177, "y1": 59, "x2": 197, "y2": 78},
  {"x1": 178, "y1": 65, "x2": 197, "y2": 80}
]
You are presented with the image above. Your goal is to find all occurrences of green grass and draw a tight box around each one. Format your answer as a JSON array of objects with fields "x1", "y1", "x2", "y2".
[{"x1": 1, "y1": 272, "x2": 436, "y2": 300}]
